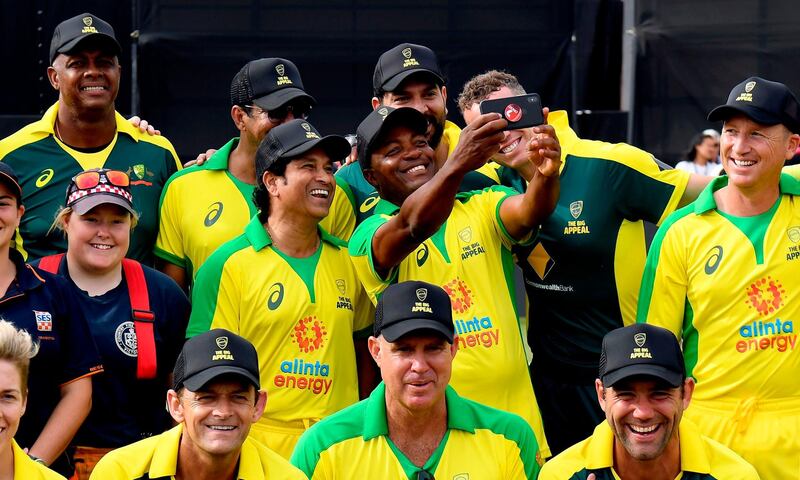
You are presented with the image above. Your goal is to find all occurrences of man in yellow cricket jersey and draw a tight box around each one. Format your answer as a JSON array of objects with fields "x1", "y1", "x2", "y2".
[
  {"x1": 155, "y1": 58, "x2": 318, "y2": 290},
  {"x1": 186, "y1": 119, "x2": 372, "y2": 459},
  {"x1": 348, "y1": 105, "x2": 560, "y2": 459},
  {"x1": 540, "y1": 324, "x2": 759, "y2": 480},
  {"x1": 91, "y1": 329, "x2": 305, "y2": 480},
  {"x1": 291, "y1": 281, "x2": 541, "y2": 479},
  {"x1": 637, "y1": 76, "x2": 800, "y2": 478}
]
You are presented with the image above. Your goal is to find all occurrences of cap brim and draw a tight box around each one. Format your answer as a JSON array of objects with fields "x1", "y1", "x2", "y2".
[
  {"x1": 601, "y1": 364, "x2": 683, "y2": 389},
  {"x1": 361, "y1": 108, "x2": 429, "y2": 165},
  {"x1": 71, "y1": 194, "x2": 136, "y2": 216},
  {"x1": 381, "y1": 318, "x2": 454, "y2": 343},
  {"x1": 281, "y1": 135, "x2": 352, "y2": 163},
  {"x1": 57, "y1": 34, "x2": 121, "y2": 60},
  {"x1": 252, "y1": 88, "x2": 317, "y2": 110},
  {"x1": 0, "y1": 172, "x2": 22, "y2": 200},
  {"x1": 382, "y1": 69, "x2": 445, "y2": 92},
  {"x1": 181, "y1": 365, "x2": 261, "y2": 392},
  {"x1": 707, "y1": 104, "x2": 783, "y2": 126}
]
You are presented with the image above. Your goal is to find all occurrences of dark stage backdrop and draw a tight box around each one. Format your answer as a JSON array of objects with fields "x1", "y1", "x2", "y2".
[{"x1": 1, "y1": 0, "x2": 628, "y2": 160}]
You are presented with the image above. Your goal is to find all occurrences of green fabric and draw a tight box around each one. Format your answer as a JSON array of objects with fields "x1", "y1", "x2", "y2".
[
  {"x1": 272, "y1": 242, "x2": 323, "y2": 303},
  {"x1": 682, "y1": 299, "x2": 699, "y2": 379},
  {"x1": 717, "y1": 196, "x2": 780, "y2": 265}
]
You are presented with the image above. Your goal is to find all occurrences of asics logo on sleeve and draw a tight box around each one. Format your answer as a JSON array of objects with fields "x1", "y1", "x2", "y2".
[{"x1": 704, "y1": 245, "x2": 723, "y2": 275}]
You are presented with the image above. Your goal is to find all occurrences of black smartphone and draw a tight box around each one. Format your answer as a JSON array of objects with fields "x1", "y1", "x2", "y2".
[{"x1": 479, "y1": 93, "x2": 544, "y2": 131}]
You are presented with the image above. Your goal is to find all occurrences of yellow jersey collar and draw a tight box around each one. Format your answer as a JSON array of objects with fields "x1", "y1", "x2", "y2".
[
  {"x1": 244, "y1": 216, "x2": 343, "y2": 252},
  {"x1": 362, "y1": 382, "x2": 475, "y2": 441},
  {"x1": 33, "y1": 102, "x2": 140, "y2": 142},
  {"x1": 443, "y1": 120, "x2": 461, "y2": 157},
  {"x1": 145, "y1": 424, "x2": 182, "y2": 477},
  {"x1": 694, "y1": 172, "x2": 800, "y2": 214},
  {"x1": 584, "y1": 418, "x2": 712, "y2": 474}
]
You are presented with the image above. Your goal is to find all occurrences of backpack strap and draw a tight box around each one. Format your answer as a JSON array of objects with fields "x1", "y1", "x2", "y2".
[
  {"x1": 121, "y1": 259, "x2": 157, "y2": 379},
  {"x1": 38, "y1": 253, "x2": 65, "y2": 274}
]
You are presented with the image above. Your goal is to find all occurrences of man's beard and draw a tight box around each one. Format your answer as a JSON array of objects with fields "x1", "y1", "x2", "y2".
[{"x1": 427, "y1": 116, "x2": 445, "y2": 150}]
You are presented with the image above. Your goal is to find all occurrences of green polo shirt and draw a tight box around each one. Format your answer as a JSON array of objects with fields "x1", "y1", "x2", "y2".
[
  {"x1": 0, "y1": 102, "x2": 181, "y2": 264},
  {"x1": 291, "y1": 382, "x2": 540, "y2": 479}
]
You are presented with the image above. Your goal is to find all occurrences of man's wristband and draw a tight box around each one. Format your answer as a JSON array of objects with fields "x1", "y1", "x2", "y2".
[{"x1": 28, "y1": 454, "x2": 46, "y2": 465}]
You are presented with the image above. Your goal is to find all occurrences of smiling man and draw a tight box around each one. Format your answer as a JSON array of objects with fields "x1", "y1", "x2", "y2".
[
  {"x1": 187, "y1": 120, "x2": 373, "y2": 459},
  {"x1": 637, "y1": 76, "x2": 800, "y2": 479},
  {"x1": 0, "y1": 12, "x2": 180, "y2": 265},
  {"x1": 347, "y1": 105, "x2": 560, "y2": 459},
  {"x1": 539, "y1": 324, "x2": 758, "y2": 480},
  {"x1": 90, "y1": 329, "x2": 305, "y2": 480},
  {"x1": 291, "y1": 281, "x2": 541, "y2": 479}
]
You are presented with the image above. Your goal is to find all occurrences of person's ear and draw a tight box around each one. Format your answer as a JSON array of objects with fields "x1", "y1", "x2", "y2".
[
  {"x1": 440, "y1": 85, "x2": 448, "y2": 104},
  {"x1": 253, "y1": 390, "x2": 267, "y2": 421},
  {"x1": 681, "y1": 377, "x2": 695, "y2": 410},
  {"x1": 47, "y1": 66, "x2": 60, "y2": 90},
  {"x1": 264, "y1": 171, "x2": 281, "y2": 196},
  {"x1": 785, "y1": 132, "x2": 800, "y2": 160},
  {"x1": 231, "y1": 105, "x2": 248, "y2": 131},
  {"x1": 595, "y1": 379, "x2": 607, "y2": 412},
  {"x1": 371, "y1": 97, "x2": 381, "y2": 110},
  {"x1": 368, "y1": 336, "x2": 381, "y2": 367},
  {"x1": 167, "y1": 389, "x2": 185, "y2": 423},
  {"x1": 449, "y1": 337, "x2": 458, "y2": 360}
]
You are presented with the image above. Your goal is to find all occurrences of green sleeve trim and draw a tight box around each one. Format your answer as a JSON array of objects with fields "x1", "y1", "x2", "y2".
[
  {"x1": 335, "y1": 175, "x2": 357, "y2": 213},
  {"x1": 153, "y1": 246, "x2": 186, "y2": 268},
  {"x1": 349, "y1": 214, "x2": 397, "y2": 283},
  {"x1": 682, "y1": 299, "x2": 699, "y2": 380},
  {"x1": 186, "y1": 235, "x2": 249, "y2": 337},
  {"x1": 635, "y1": 204, "x2": 694, "y2": 324},
  {"x1": 272, "y1": 242, "x2": 323, "y2": 303}
]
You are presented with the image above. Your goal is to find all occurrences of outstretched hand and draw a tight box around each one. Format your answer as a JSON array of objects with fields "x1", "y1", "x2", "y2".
[{"x1": 527, "y1": 108, "x2": 561, "y2": 178}]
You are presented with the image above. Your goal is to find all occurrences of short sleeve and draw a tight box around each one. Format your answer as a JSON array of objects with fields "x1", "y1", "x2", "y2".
[
  {"x1": 154, "y1": 174, "x2": 186, "y2": 267},
  {"x1": 348, "y1": 214, "x2": 397, "y2": 305}
]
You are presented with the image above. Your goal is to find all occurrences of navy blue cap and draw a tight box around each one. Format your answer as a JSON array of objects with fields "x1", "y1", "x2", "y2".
[
  {"x1": 708, "y1": 76, "x2": 800, "y2": 133},
  {"x1": 375, "y1": 281, "x2": 454, "y2": 342},
  {"x1": 50, "y1": 13, "x2": 121, "y2": 63},
  {"x1": 599, "y1": 324, "x2": 685, "y2": 388}
]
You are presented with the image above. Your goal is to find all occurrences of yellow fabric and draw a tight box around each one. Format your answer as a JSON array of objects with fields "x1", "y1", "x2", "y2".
[
  {"x1": 319, "y1": 183, "x2": 356, "y2": 240},
  {"x1": 11, "y1": 440, "x2": 65, "y2": 479},
  {"x1": 89, "y1": 424, "x2": 305, "y2": 479},
  {"x1": 685, "y1": 397, "x2": 800, "y2": 479},
  {"x1": 349, "y1": 187, "x2": 550, "y2": 458},
  {"x1": 188, "y1": 219, "x2": 373, "y2": 446},
  {"x1": 248, "y1": 422, "x2": 306, "y2": 460},
  {"x1": 539, "y1": 419, "x2": 760, "y2": 480},
  {"x1": 155, "y1": 147, "x2": 255, "y2": 278}
]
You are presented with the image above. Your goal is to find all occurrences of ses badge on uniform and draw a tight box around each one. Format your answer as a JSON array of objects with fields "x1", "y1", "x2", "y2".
[{"x1": 33, "y1": 310, "x2": 52, "y2": 332}]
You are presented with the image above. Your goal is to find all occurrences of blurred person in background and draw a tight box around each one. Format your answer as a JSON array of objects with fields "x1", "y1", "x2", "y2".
[{"x1": 675, "y1": 131, "x2": 722, "y2": 175}]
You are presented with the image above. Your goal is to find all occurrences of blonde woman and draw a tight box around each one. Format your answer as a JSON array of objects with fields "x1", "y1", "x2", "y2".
[{"x1": 0, "y1": 319, "x2": 66, "y2": 478}]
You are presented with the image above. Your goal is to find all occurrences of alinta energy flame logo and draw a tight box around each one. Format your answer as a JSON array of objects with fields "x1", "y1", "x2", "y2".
[
  {"x1": 745, "y1": 276, "x2": 786, "y2": 316},
  {"x1": 442, "y1": 277, "x2": 474, "y2": 314},
  {"x1": 291, "y1": 316, "x2": 328, "y2": 353}
]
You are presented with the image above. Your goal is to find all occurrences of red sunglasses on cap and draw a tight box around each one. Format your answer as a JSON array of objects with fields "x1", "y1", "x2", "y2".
[{"x1": 71, "y1": 169, "x2": 130, "y2": 190}]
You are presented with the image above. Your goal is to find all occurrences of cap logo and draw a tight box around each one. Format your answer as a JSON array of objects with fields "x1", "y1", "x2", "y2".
[
  {"x1": 275, "y1": 64, "x2": 293, "y2": 86},
  {"x1": 416, "y1": 288, "x2": 427, "y2": 302},
  {"x1": 215, "y1": 336, "x2": 229, "y2": 350},
  {"x1": 634, "y1": 333, "x2": 646, "y2": 347},
  {"x1": 81, "y1": 16, "x2": 99, "y2": 34},
  {"x1": 302, "y1": 122, "x2": 311, "y2": 132},
  {"x1": 736, "y1": 82, "x2": 755, "y2": 102},
  {"x1": 377, "y1": 107, "x2": 389, "y2": 120},
  {"x1": 401, "y1": 47, "x2": 420, "y2": 68}
]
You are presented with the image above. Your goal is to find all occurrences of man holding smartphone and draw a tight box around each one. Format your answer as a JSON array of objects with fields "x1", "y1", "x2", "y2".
[{"x1": 458, "y1": 70, "x2": 696, "y2": 455}]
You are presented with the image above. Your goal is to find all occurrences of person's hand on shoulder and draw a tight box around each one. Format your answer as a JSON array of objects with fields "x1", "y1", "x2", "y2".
[
  {"x1": 184, "y1": 148, "x2": 218, "y2": 167},
  {"x1": 128, "y1": 116, "x2": 161, "y2": 136}
]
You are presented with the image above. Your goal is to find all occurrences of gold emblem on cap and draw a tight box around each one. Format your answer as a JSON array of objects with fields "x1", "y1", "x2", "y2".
[
  {"x1": 377, "y1": 107, "x2": 389, "y2": 119},
  {"x1": 215, "y1": 336, "x2": 229, "y2": 350},
  {"x1": 302, "y1": 122, "x2": 311, "y2": 132},
  {"x1": 83, "y1": 16, "x2": 93, "y2": 27},
  {"x1": 402, "y1": 48, "x2": 412, "y2": 59},
  {"x1": 634, "y1": 333, "x2": 646, "y2": 347},
  {"x1": 276, "y1": 64, "x2": 285, "y2": 76},
  {"x1": 745, "y1": 81, "x2": 756, "y2": 93},
  {"x1": 416, "y1": 288, "x2": 428, "y2": 302}
]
